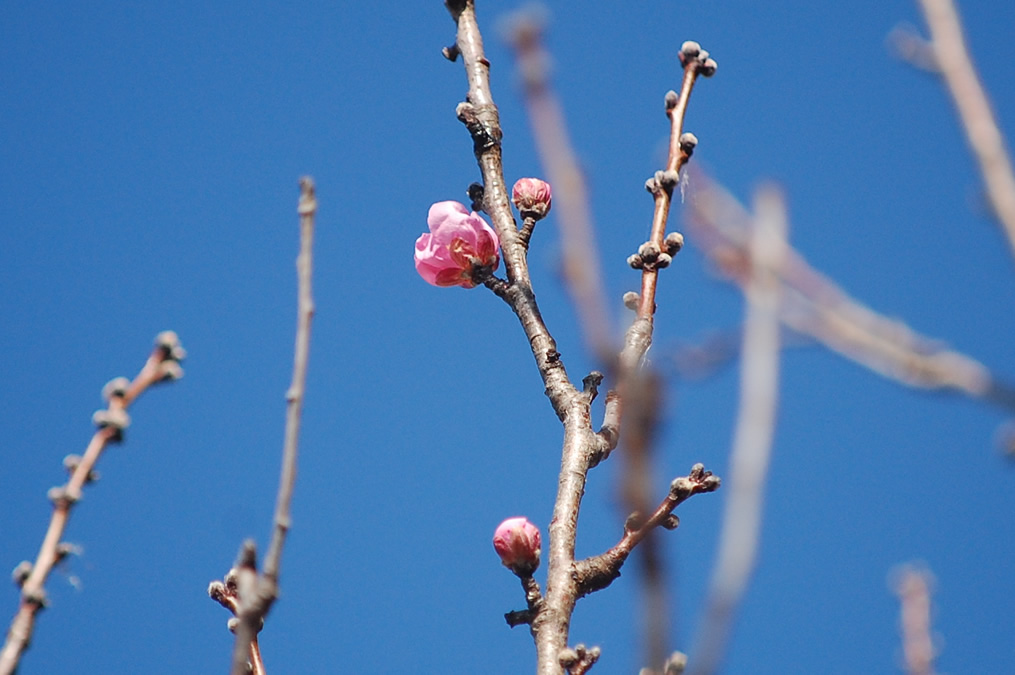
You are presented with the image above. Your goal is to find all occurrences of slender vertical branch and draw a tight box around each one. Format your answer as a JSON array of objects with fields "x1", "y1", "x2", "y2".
[
  {"x1": 0, "y1": 333, "x2": 185, "y2": 675},
  {"x1": 264, "y1": 176, "x2": 317, "y2": 582},
  {"x1": 916, "y1": 0, "x2": 1015, "y2": 261},
  {"x1": 689, "y1": 186, "x2": 785, "y2": 675},
  {"x1": 448, "y1": 0, "x2": 577, "y2": 419},
  {"x1": 504, "y1": 12, "x2": 613, "y2": 359},
  {"x1": 634, "y1": 48, "x2": 711, "y2": 324},
  {"x1": 227, "y1": 177, "x2": 317, "y2": 675},
  {"x1": 892, "y1": 564, "x2": 937, "y2": 675}
]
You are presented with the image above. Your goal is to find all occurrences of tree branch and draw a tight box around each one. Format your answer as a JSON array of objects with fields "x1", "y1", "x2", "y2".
[
  {"x1": 687, "y1": 174, "x2": 1015, "y2": 413},
  {"x1": 225, "y1": 177, "x2": 316, "y2": 675},
  {"x1": 504, "y1": 11, "x2": 613, "y2": 359},
  {"x1": 573, "y1": 464, "x2": 721, "y2": 599},
  {"x1": 448, "y1": 0, "x2": 578, "y2": 420},
  {"x1": 688, "y1": 186, "x2": 786, "y2": 675},
  {"x1": 916, "y1": 0, "x2": 1015, "y2": 262},
  {"x1": 0, "y1": 332, "x2": 185, "y2": 675}
]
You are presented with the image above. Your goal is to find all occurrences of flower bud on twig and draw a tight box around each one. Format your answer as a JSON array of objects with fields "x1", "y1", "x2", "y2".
[
  {"x1": 511, "y1": 177, "x2": 552, "y2": 220},
  {"x1": 493, "y1": 517, "x2": 541, "y2": 576}
]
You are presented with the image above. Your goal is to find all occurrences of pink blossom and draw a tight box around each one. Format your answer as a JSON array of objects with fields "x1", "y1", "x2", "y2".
[
  {"x1": 493, "y1": 516, "x2": 541, "y2": 576},
  {"x1": 414, "y1": 201, "x2": 500, "y2": 288},
  {"x1": 511, "y1": 177, "x2": 552, "y2": 220}
]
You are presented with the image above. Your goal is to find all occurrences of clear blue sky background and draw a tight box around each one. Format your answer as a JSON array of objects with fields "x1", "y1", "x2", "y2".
[{"x1": 2, "y1": 1, "x2": 1014, "y2": 673}]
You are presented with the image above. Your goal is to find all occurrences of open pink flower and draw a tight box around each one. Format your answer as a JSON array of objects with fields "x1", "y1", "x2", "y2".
[
  {"x1": 415, "y1": 201, "x2": 500, "y2": 288},
  {"x1": 493, "y1": 516, "x2": 541, "y2": 576}
]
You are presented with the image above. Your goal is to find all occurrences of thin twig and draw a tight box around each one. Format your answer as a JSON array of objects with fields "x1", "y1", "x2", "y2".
[
  {"x1": 572, "y1": 464, "x2": 721, "y2": 598},
  {"x1": 688, "y1": 174, "x2": 1015, "y2": 413},
  {"x1": 227, "y1": 177, "x2": 316, "y2": 675},
  {"x1": 916, "y1": 0, "x2": 1015, "y2": 261},
  {"x1": 689, "y1": 186, "x2": 786, "y2": 675},
  {"x1": 605, "y1": 43, "x2": 713, "y2": 670},
  {"x1": 503, "y1": 11, "x2": 613, "y2": 359},
  {"x1": 891, "y1": 564, "x2": 937, "y2": 675},
  {"x1": 0, "y1": 333, "x2": 185, "y2": 675},
  {"x1": 447, "y1": 0, "x2": 578, "y2": 420},
  {"x1": 209, "y1": 572, "x2": 265, "y2": 675}
]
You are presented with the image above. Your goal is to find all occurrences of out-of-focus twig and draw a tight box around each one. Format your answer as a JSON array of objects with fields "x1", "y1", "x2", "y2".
[
  {"x1": 916, "y1": 0, "x2": 1015, "y2": 261},
  {"x1": 689, "y1": 186, "x2": 786, "y2": 675},
  {"x1": 503, "y1": 10, "x2": 613, "y2": 360},
  {"x1": 224, "y1": 177, "x2": 316, "y2": 675},
  {"x1": 208, "y1": 570, "x2": 265, "y2": 675},
  {"x1": 891, "y1": 564, "x2": 937, "y2": 675},
  {"x1": 688, "y1": 174, "x2": 1015, "y2": 413},
  {"x1": 0, "y1": 332, "x2": 186, "y2": 675}
]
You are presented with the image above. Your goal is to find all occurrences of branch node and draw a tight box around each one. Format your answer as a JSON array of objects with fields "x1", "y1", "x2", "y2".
[
  {"x1": 467, "y1": 182, "x2": 486, "y2": 213},
  {"x1": 582, "y1": 371, "x2": 604, "y2": 401},
  {"x1": 442, "y1": 44, "x2": 460, "y2": 61},
  {"x1": 101, "y1": 377, "x2": 131, "y2": 402},
  {"x1": 11, "y1": 562, "x2": 32, "y2": 588},
  {"x1": 92, "y1": 408, "x2": 130, "y2": 440},
  {"x1": 47, "y1": 486, "x2": 74, "y2": 507}
]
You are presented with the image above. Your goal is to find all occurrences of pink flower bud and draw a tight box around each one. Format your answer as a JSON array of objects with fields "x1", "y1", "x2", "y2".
[
  {"x1": 493, "y1": 517, "x2": 541, "y2": 576},
  {"x1": 511, "y1": 177, "x2": 552, "y2": 220},
  {"x1": 415, "y1": 201, "x2": 500, "y2": 288}
]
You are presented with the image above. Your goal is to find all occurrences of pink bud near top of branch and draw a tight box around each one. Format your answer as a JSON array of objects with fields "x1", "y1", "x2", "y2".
[
  {"x1": 415, "y1": 201, "x2": 501, "y2": 288},
  {"x1": 511, "y1": 177, "x2": 552, "y2": 220},
  {"x1": 493, "y1": 517, "x2": 541, "y2": 576}
]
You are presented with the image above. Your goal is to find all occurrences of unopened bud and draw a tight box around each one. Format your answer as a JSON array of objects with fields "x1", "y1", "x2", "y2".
[
  {"x1": 664, "y1": 232, "x2": 685, "y2": 255},
  {"x1": 493, "y1": 517, "x2": 541, "y2": 576},
  {"x1": 155, "y1": 331, "x2": 187, "y2": 361},
  {"x1": 665, "y1": 651, "x2": 688, "y2": 675},
  {"x1": 655, "y1": 252, "x2": 672, "y2": 269},
  {"x1": 102, "y1": 377, "x2": 131, "y2": 402},
  {"x1": 92, "y1": 408, "x2": 130, "y2": 437},
  {"x1": 627, "y1": 254, "x2": 645, "y2": 270},
  {"x1": 661, "y1": 514, "x2": 680, "y2": 530},
  {"x1": 638, "y1": 242, "x2": 661, "y2": 262},
  {"x1": 12, "y1": 561, "x2": 32, "y2": 587},
  {"x1": 559, "y1": 648, "x2": 579, "y2": 667},
  {"x1": 625, "y1": 511, "x2": 645, "y2": 532},
  {"x1": 622, "y1": 291, "x2": 640, "y2": 310},
  {"x1": 512, "y1": 177, "x2": 552, "y2": 220},
  {"x1": 679, "y1": 132, "x2": 698, "y2": 155},
  {"x1": 679, "y1": 41, "x2": 701, "y2": 64},
  {"x1": 664, "y1": 90, "x2": 679, "y2": 111},
  {"x1": 698, "y1": 58, "x2": 718, "y2": 77}
]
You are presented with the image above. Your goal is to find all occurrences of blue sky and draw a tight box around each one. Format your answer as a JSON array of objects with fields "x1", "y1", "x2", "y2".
[{"x1": 2, "y1": 1, "x2": 1014, "y2": 673}]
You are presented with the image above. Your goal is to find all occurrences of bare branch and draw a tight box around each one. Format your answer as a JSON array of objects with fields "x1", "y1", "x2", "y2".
[
  {"x1": 226, "y1": 177, "x2": 317, "y2": 675},
  {"x1": 573, "y1": 464, "x2": 721, "y2": 598},
  {"x1": 688, "y1": 175, "x2": 1015, "y2": 413},
  {"x1": 916, "y1": 0, "x2": 1015, "y2": 262},
  {"x1": 689, "y1": 186, "x2": 786, "y2": 675},
  {"x1": 0, "y1": 333, "x2": 185, "y2": 675},
  {"x1": 503, "y1": 10, "x2": 613, "y2": 359},
  {"x1": 891, "y1": 564, "x2": 938, "y2": 675}
]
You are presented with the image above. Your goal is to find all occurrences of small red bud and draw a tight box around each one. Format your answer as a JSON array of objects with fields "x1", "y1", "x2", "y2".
[
  {"x1": 511, "y1": 178, "x2": 552, "y2": 220},
  {"x1": 493, "y1": 517, "x2": 541, "y2": 576}
]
